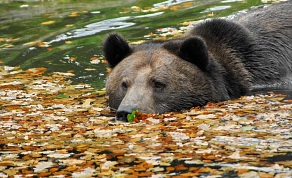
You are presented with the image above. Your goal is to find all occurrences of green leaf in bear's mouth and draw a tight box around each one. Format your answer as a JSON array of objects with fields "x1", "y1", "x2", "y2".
[
  {"x1": 56, "y1": 93, "x2": 68, "y2": 99},
  {"x1": 127, "y1": 110, "x2": 138, "y2": 122}
]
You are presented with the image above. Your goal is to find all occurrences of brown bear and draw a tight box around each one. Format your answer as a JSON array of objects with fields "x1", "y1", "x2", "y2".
[{"x1": 103, "y1": 1, "x2": 292, "y2": 121}]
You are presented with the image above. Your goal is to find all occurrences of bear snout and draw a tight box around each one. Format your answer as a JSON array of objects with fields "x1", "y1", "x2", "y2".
[{"x1": 115, "y1": 109, "x2": 132, "y2": 122}]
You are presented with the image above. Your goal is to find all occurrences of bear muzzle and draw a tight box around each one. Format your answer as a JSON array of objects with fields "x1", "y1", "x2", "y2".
[
  {"x1": 114, "y1": 86, "x2": 156, "y2": 121},
  {"x1": 115, "y1": 107, "x2": 134, "y2": 122}
]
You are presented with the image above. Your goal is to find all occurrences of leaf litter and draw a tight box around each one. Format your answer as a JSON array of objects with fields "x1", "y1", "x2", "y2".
[
  {"x1": 0, "y1": 64, "x2": 292, "y2": 177},
  {"x1": 1, "y1": 0, "x2": 291, "y2": 177}
]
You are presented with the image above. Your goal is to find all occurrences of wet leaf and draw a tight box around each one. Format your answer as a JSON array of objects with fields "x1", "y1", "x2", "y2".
[
  {"x1": 242, "y1": 125, "x2": 254, "y2": 131},
  {"x1": 65, "y1": 41, "x2": 73, "y2": 44},
  {"x1": 69, "y1": 12, "x2": 79, "y2": 17},
  {"x1": 127, "y1": 110, "x2": 138, "y2": 122},
  {"x1": 41, "y1": 20, "x2": 55, "y2": 25},
  {"x1": 56, "y1": 93, "x2": 68, "y2": 99}
]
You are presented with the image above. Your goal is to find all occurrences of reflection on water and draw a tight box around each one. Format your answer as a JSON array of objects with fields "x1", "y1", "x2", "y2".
[
  {"x1": 154, "y1": 0, "x2": 193, "y2": 7},
  {"x1": 221, "y1": 0, "x2": 244, "y2": 3},
  {"x1": 201, "y1": 5, "x2": 231, "y2": 13},
  {"x1": 48, "y1": 12, "x2": 164, "y2": 44},
  {"x1": 48, "y1": 18, "x2": 135, "y2": 44}
]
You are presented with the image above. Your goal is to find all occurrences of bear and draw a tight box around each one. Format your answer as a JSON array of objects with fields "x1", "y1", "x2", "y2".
[{"x1": 103, "y1": 1, "x2": 292, "y2": 121}]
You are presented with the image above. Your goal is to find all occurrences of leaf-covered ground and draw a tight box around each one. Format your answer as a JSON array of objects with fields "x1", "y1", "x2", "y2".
[{"x1": 0, "y1": 65, "x2": 292, "y2": 177}]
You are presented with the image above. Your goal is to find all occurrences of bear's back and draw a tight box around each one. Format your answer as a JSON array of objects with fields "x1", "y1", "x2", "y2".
[{"x1": 235, "y1": 1, "x2": 292, "y2": 85}]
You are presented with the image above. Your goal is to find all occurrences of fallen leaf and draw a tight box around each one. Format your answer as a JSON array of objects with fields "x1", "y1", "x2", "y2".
[{"x1": 41, "y1": 20, "x2": 55, "y2": 25}]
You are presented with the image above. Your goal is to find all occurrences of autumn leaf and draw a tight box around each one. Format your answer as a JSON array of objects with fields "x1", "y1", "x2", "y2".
[
  {"x1": 69, "y1": 12, "x2": 79, "y2": 17},
  {"x1": 41, "y1": 20, "x2": 55, "y2": 25},
  {"x1": 65, "y1": 41, "x2": 73, "y2": 44},
  {"x1": 1, "y1": 63, "x2": 292, "y2": 177},
  {"x1": 69, "y1": 57, "x2": 76, "y2": 61},
  {"x1": 131, "y1": 6, "x2": 142, "y2": 12},
  {"x1": 90, "y1": 57, "x2": 99, "y2": 60}
]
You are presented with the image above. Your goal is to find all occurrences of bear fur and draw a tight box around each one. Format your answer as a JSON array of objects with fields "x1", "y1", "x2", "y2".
[{"x1": 103, "y1": 1, "x2": 292, "y2": 121}]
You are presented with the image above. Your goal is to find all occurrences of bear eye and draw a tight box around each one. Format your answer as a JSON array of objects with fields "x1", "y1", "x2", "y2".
[
  {"x1": 153, "y1": 81, "x2": 166, "y2": 90},
  {"x1": 121, "y1": 82, "x2": 128, "y2": 90}
]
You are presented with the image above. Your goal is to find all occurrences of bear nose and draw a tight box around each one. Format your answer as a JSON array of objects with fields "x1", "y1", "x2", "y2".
[{"x1": 115, "y1": 110, "x2": 131, "y2": 122}]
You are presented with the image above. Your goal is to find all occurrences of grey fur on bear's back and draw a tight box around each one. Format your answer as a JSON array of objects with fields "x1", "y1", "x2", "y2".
[
  {"x1": 188, "y1": 0, "x2": 292, "y2": 87},
  {"x1": 235, "y1": 1, "x2": 292, "y2": 86}
]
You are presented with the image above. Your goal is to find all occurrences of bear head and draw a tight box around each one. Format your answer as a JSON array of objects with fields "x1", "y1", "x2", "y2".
[{"x1": 103, "y1": 33, "x2": 229, "y2": 121}]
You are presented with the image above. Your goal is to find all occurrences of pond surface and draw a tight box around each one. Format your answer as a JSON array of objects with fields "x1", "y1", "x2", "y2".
[{"x1": 0, "y1": 0, "x2": 290, "y2": 96}]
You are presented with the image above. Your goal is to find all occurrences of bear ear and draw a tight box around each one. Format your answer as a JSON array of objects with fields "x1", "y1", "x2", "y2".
[
  {"x1": 103, "y1": 33, "x2": 132, "y2": 68},
  {"x1": 179, "y1": 37, "x2": 209, "y2": 71}
]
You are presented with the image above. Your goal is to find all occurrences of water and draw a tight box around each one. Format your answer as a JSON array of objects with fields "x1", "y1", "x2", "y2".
[{"x1": 0, "y1": 0, "x2": 290, "y2": 97}]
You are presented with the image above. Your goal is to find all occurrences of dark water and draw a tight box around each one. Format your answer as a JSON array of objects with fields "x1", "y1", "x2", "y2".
[{"x1": 1, "y1": 0, "x2": 291, "y2": 97}]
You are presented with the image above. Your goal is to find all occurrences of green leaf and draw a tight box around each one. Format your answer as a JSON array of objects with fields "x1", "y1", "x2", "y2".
[
  {"x1": 127, "y1": 110, "x2": 138, "y2": 122},
  {"x1": 242, "y1": 126, "x2": 254, "y2": 131},
  {"x1": 56, "y1": 93, "x2": 68, "y2": 99}
]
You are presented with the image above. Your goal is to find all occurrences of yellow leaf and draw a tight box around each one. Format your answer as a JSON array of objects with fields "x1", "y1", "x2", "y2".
[
  {"x1": 41, "y1": 20, "x2": 55, "y2": 25},
  {"x1": 207, "y1": 12, "x2": 214, "y2": 17},
  {"x1": 37, "y1": 41, "x2": 50, "y2": 47},
  {"x1": 23, "y1": 41, "x2": 38, "y2": 46},
  {"x1": 65, "y1": 41, "x2": 72, "y2": 44},
  {"x1": 131, "y1": 6, "x2": 142, "y2": 12},
  {"x1": 181, "y1": 21, "x2": 191, "y2": 26},
  {"x1": 182, "y1": 2, "x2": 193, "y2": 8},
  {"x1": 84, "y1": 68, "x2": 96, "y2": 71},
  {"x1": 6, "y1": 38, "x2": 19, "y2": 43},
  {"x1": 170, "y1": 5, "x2": 180, "y2": 11},
  {"x1": 69, "y1": 12, "x2": 79, "y2": 17},
  {"x1": 0, "y1": 38, "x2": 6, "y2": 42}
]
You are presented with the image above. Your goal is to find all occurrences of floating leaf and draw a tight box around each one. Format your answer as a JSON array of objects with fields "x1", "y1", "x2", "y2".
[
  {"x1": 69, "y1": 57, "x2": 76, "y2": 61},
  {"x1": 56, "y1": 93, "x2": 68, "y2": 99},
  {"x1": 41, "y1": 20, "x2": 55, "y2": 25},
  {"x1": 37, "y1": 41, "x2": 50, "y2": 47},
  {"x1": 85, "y1": 68, "x2": 96, "y2": 71},
  {"x1": 131, "y1": 6, "x2": 142, "y2": 12},
  {"x1": 90, "y1": 60, "x2": 100, "y2": 64},
  {"x1": 65, "y1": 41, "x2": 72, "y2": 44},
  {"x1": 90, "y1": 57, "x2": 99, "y2": 60},
  {"x1": 69, "y1": 12, "x2": 79, "y2": 17},
  {"x1": 127, "y1": 110, "x2": 138, "y2": 122},
  {"x1": 242, "y1": 125, "x2": 254, "y2": 131}
]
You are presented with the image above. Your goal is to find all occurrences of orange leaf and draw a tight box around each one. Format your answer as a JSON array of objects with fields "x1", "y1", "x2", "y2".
[
  {"x1": 69, "y1": 57, "x2": 76, "y2": 61},
  {"x1": 41, "y1": 20, "x2": 55, "y2": 25},
  {"x1": 170, "y1": 5, "x2": 180, "y2": 11},
  {"x1": 69, "y1": 12, "x2": 79, "y2": 17},
  {"x1": 90, "y1": 57, "x2": 99, "y2": 60}
]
